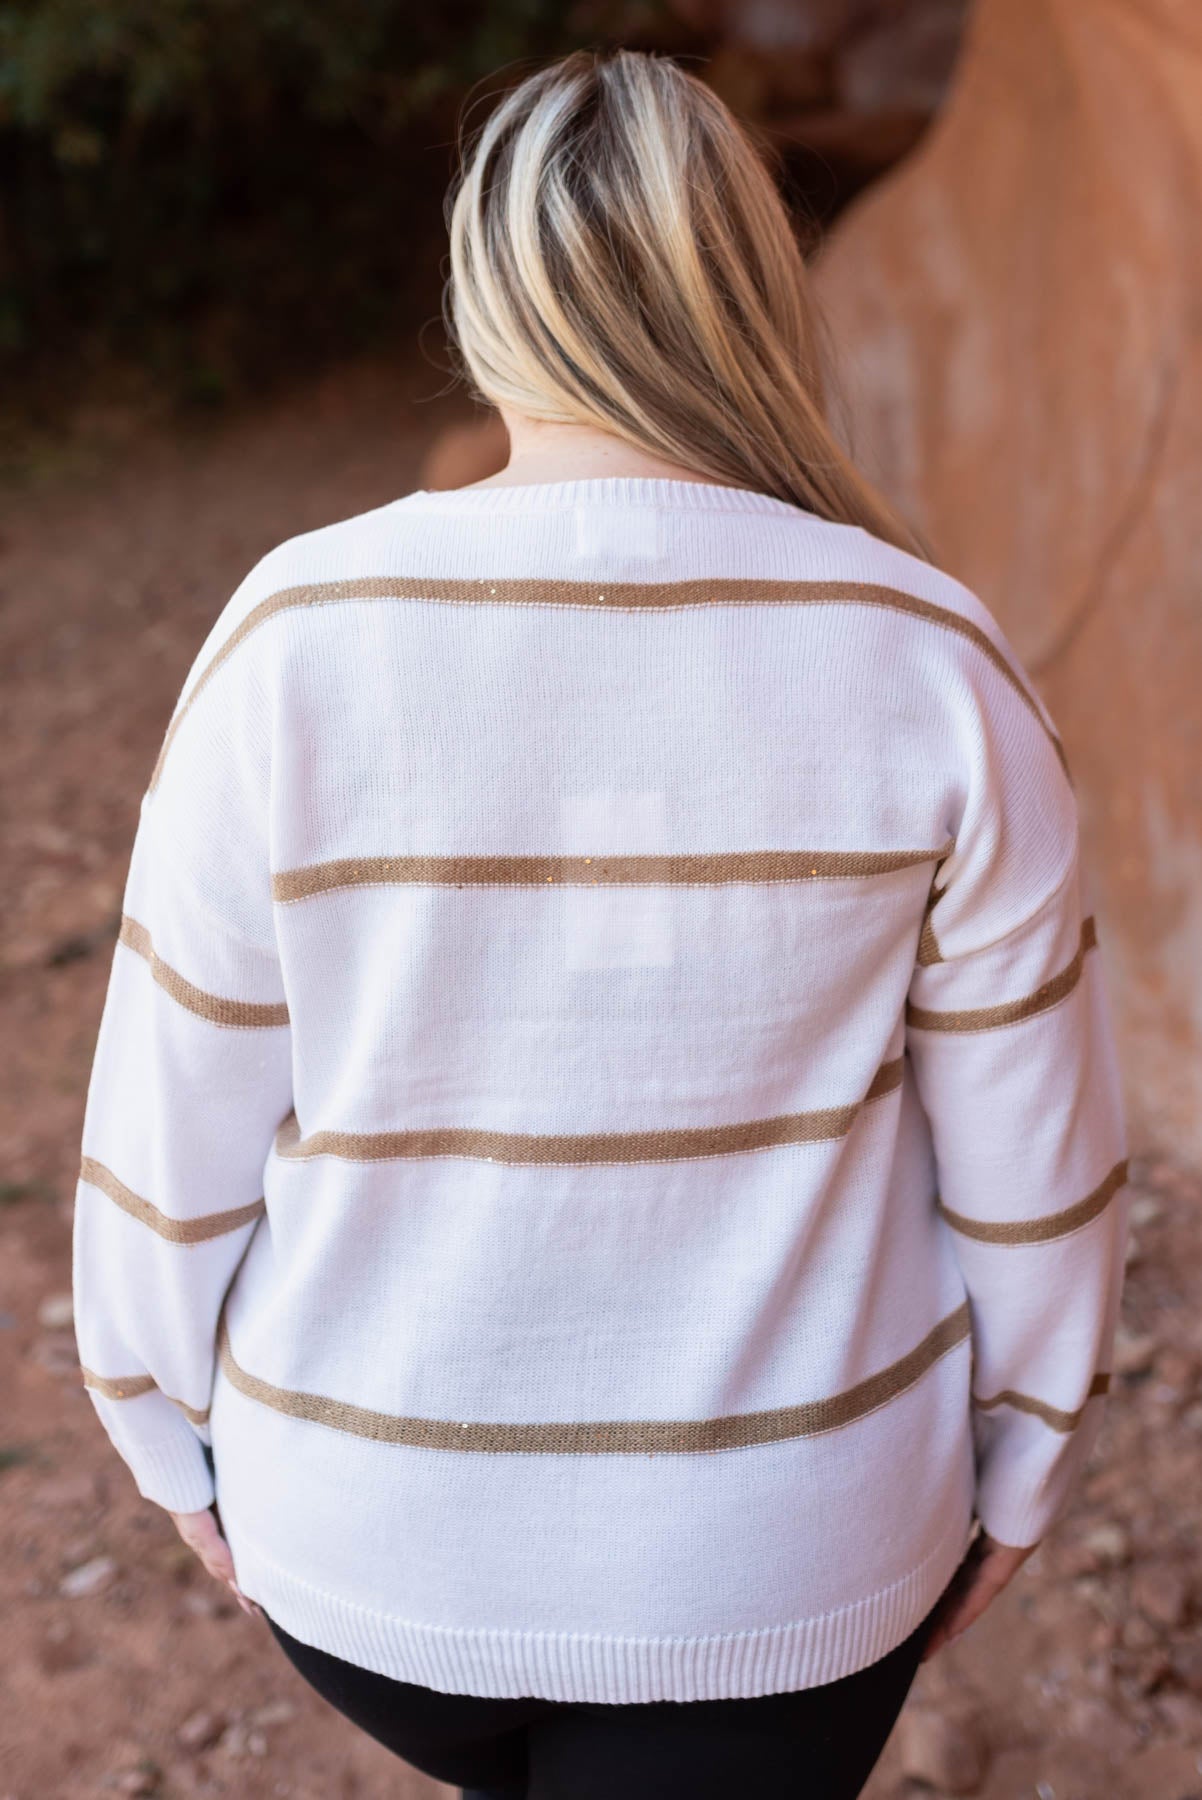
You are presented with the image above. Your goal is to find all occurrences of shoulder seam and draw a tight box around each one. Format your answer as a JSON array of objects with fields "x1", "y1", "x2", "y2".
[{"x1": 918, "y1": 835, "x2": 1082, "y2": 968}]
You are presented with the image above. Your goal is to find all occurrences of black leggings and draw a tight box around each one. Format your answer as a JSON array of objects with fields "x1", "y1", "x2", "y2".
[{"x1": 263, "y1": 1601, "x2": 939, "y2": 1800}]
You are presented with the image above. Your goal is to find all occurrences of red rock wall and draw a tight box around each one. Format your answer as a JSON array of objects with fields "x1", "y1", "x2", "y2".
[{"x1": 816, "y1": 0, "x2": 1202, "y2": 1160}]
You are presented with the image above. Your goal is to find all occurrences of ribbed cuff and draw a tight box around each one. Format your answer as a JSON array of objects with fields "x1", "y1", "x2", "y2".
[
  {"x1": 974, "y1": 1398, "x2": 1109, "y2": 1549},
  {"x1": 112, "y1": 1423, "x2": 216, "y2": 1513}
]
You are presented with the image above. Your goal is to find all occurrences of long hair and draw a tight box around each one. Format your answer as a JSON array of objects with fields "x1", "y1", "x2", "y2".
[{"x1": 443, "y1": 47, "x2": 919, "y2": 553}]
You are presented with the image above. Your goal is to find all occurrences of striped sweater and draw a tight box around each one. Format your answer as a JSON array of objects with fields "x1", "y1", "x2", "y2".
[{"x1": 72, "y1": 475, "x2": 1130, "y2": 1702}]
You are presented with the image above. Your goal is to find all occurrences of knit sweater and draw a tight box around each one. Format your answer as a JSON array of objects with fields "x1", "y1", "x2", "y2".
[{"x1": 73, "y1": 475, "x2": 1130, "y2": 1703}]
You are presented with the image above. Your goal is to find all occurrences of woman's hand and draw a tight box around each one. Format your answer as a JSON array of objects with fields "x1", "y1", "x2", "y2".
[
  {"x1": 919, "y1": 1527, "x2": 1037, "y2": 1660},
  {"x1": 167, "y1": 1504, "x2": 262, "y2": 1618}
]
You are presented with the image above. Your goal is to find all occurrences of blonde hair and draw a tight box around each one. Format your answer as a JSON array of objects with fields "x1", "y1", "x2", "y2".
[{"x1": 444, "y1": 47, "x2": 919, "y2": 553}]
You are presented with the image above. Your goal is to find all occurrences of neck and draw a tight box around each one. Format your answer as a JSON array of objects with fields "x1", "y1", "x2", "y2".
[{"x1": 468, "y1": 409, "x2": 726, "y2": 490}]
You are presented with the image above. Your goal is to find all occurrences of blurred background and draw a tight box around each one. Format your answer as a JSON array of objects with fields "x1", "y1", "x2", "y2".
[{"x1": 2, "y1": 2, "x2": 1200, "y2": 1796}]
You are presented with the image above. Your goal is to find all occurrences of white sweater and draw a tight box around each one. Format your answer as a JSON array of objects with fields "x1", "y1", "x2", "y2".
[{"x1": 73, "y1": 475, "x2": 1130, "y2": 1703}]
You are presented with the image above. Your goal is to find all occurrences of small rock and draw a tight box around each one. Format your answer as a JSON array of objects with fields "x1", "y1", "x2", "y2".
[
  {"x1": 37, "y1": 1292, "x2": 74, "y2": 1329},
  {"x1": 1063, "y1": 1696, "x2": 1141, "y2": 1757},
  {"x1": 1058, "y1": 1541, "x2": 1102, "y2": 1579},
  {"x1": 1072, "y1": 1584, "x2": 1122, "y2": 1641},
  {"x1": 1132, "y1": 1561, "x2": 1191, "y2": 1630},
  {"x1": 1147, "y1": 1383, "x2": 1189, "y2": 1419},
  {"x1": 1145, "y1": 1159, "x2": 1202, "y2": 1201},
  {"x1": 218, "y1": 1722, "x2": 253, "y2": 1759},
  {"x1": 59, "y1": 1555, "x2": 117, "y2": 1598},
  {"x1": 176, "y1": 1710, "x2": 224, "y2": 1751},
  {"x1": 896, "y1": 1705, "x2": 988, "y2": 1793},
  {"x1": 180, "y1": 1588, "x2": 224, "y2": 1618},
  {"x1": 115, "y1": 1769, "x2": 159, "y2": 1796},
  {"x1": 1083, "y1": 1651, "x2": 1117, "y2": 1693},
  {"x1": 1156, "y1": 1689, "x2": 1202, "y2": 1742},
  {"x1": 1156, "y1": 1347, "x2": 1199, "y2": 1394},
  {"x1": 1122, "y1": 1612, "x2": 1161, "y2": 1649},
  {"x1": 1113, "y1": 1329, "x2": 1158, "y2": 1376},
  {"x1": 1129, "y1": 1193, "x2": 1164, "y2": 1228},
  {"x1": 1169, "y1": 1639, "x2": 1202, "y2": 1697},
  {"x1": 1123, "y1": 1647, "x2": 1175, "y2": 1695},
  {"x1": 1079, "y1": 1522, "x2": 1132, "y2": 1568},
  {"x1": 249, "y1": 1699, "x2": 297, "y2": 1728},
  {"x1": 178, "y1": 1586, "x2": 236, "y2": 1619}
]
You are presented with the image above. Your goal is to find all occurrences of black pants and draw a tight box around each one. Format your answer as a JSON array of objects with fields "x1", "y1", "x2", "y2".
[
  {"x1": 262, "y1": 1603, "x2": 939, "y2": 1800},
  {"x1": 204, "y1": 1442, "x2": 940, "y2": 1797}
]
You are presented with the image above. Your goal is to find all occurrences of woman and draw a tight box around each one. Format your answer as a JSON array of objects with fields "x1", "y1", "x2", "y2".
[{"x1": 72, "y1": 47, "x2": 1130, "y2": 1800}]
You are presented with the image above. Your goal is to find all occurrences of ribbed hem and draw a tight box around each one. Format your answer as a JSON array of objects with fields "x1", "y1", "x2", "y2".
[
  {"x1": 228, "y1": 1515, "x2": 975, "y2": 1703},
  {"x1": 396, "y1": 477, "x2": 812, "y2": 519},
  {"x1": 116, "y1": 1427, "x2": 216, "y2": 1513}
]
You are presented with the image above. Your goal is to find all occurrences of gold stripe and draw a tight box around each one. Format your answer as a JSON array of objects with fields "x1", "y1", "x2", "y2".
[
  {"x1": 79, "y1": 1156, "x2": 266, "y2": 1245},
  {"x1": 81, "y1": 1366, "x2": 210, "y2": 1426},
  {"x1": 273, "y1": 1057, "x2": 904, "y2": 1168},
  {"x1": 908, "y1": 917, "x2": 1098, "y2": 1032},
  {"x1": 272, "y1": 846, "x2": 951, "y2": 902},
  {"x1": 916, "y1": 858, "x2": 950, "y2": 967},
  {"x1": 119, "y1": 916, "x2": 290, "y2": 1029},
  {"x1": 215, "y1": 1299, "x2": 971, "y2": 1454},
  {"x1": 148, "y1": 576, "x2": 1069, "y2": 790},
  {"x1": 916, "y1": 914, "x2": 943, "y2": 967},
  {"x1": 972, "y1": 1369, "x2": 1111, "y2": 1433},
  {"x1": 937, "y1": 1159, "x2": 1128, "y2": 1246}
]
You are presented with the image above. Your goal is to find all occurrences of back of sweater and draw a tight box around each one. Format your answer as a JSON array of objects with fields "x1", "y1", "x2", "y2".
[{"x1": 72, "y1": 476, "x2": 1130, "y2": 1702}]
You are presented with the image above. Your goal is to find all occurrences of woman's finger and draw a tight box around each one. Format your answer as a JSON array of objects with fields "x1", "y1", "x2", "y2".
[
  {"x1": 919, "y1": 1533, "x2": 1035, "y2": 1660},
  {"x1": 167, "y1": 1505, "x2": 262, "y2": 1615},
  {"x1": 931, "y1": 1575, "x2": 999, "y2": 1645},
  {"x1": 172, "y1": 1507, "x2": 233, "y2": 1570}
]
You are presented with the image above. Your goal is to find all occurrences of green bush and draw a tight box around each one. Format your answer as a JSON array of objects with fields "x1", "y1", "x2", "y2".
[{"x1": 0, "y1": 0, "x2": 661, "y2": 400}]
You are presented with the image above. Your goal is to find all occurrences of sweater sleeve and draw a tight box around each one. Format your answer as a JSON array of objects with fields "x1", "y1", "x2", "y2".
[
  {"x1": 905, "y1": 652, "x2": 1131, "y2": 1551},
  {"x1": 71, "y1": 598, "x2": 292, "y2": 1514}
]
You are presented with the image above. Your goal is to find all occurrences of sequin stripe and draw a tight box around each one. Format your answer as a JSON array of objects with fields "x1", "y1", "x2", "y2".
[
  {"x1": 215, "y1": 1299, "x2": 971, "y2": 1454},
  {"x1": 146, "y1": 575, "x2": 1069, "y2": 791},
  {"x1": 972, "y1": 1370, "x2": 1111, "y2": 1433},
  {"x1": 908, "y1": 917, "x2": 1098, "y2": 1032},
  {"x1": 272, "y1": 845, "x2": 952, "y2": 901},
  {"x1": 119, "y1": 916, "x2": 290, "y2": 1029},
  {"x1": 80, "y1": 1366, "x2": 210, "y2": 1425},
  {"x1": 936, "y1": 1159, "x2": 1129, "y2": 1245},
  {"x1": 271, "y1": 1057, "x2": 905, "y2": 1168},
  {"x1": 79, "y1": 1155, "x2": 266, "y2": 1245}
]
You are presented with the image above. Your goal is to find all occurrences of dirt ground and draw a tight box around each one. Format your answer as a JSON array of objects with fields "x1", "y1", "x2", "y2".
[{"x1": 2, "y1": 357, "x2": 1201, "y2": 1800}]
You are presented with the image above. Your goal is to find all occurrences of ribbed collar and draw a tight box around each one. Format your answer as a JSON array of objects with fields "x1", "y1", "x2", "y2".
[{"x1": 399, "y1": 476, "x2": 809, "y2": 517}]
